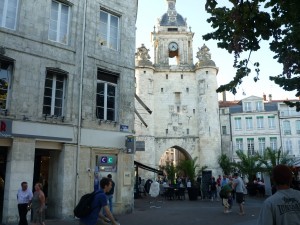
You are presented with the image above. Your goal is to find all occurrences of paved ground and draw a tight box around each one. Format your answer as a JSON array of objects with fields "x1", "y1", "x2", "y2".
[{"x1": 29, "y1": 195, "x2": 266, "y2": 225}]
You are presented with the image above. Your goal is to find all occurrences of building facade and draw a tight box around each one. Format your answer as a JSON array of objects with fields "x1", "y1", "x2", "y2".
[
  {"x1": 0, "y1": 0, "x2": 137, "y2": 223},
  {"x1": 219, "y1": 95, "x2": 300, "y2": 163},
  {"x1": 134, "y1": 0, "x2": 221, "y2": 177}
]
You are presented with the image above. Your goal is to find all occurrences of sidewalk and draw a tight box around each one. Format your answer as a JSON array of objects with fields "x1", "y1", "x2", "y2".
[{"x1": 38, "y1": 195, "x2": 266, "y2": 225}]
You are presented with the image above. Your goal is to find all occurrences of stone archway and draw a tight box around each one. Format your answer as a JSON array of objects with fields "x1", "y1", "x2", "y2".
[{"x1": 159, "y1": 145, "x2": 191, "y2": 168}]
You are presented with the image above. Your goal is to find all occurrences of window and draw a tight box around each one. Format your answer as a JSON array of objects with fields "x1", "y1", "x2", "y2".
[
  {"x1": 222, "y1": 126, "x2": 227, "y2": 135},
  {"x1": 268, "y1": 116, "x2": 275, "y2": 129},
  {"x1": 193, "y1": 109, "x2": 195, "y2": 114},
  {"x1": 247, "y1": 138, "x2": 255, "y2": 155},
  {"x1": 161, "y1": 88, "x2": 163, "y2": 92},
  {"x1": 256, "y1": 101, "x2": 263, "y2": 111},
  {"x1": 48, "y1": 0, "x2": 70, "y2": 44},
  {"x1": 148, "y1": 79, "x2": 153, "y2": 94},
  {"x1": 234, "y1": 117, "x2": 242, "y2": 130},
  {"x1": 43, "y1": 69, "x2": 67, "y2": 116},
  {"x1": 187, "y1": 129, "x2": 189, "y2": 135},
  {"x1": 244, "y1": 102, "x2": 252, "y2": 111},
  {"x1": 285, "y1": 139, "x2": 292, "y2": 154},
  {"x1": 99, "y1": 10, "x2": 119, "y2": 50},
  {"x1": 257, "y1": 116, "x2": 264, "y2": 129},
  {"x1": 186, "y1": 87, "x2": 189, "y2": 92},
  {"x1": 0, "y1": 59, "x2": 13, "y2": 110},
  {"x1": 181, "y1": 74, "x2": 183, "y2": 79},
  {"x1": 258, "y1": 138, "x2": 265, "y2": 155},
  {"x1": 298, "y1": 140, "x2": 300, "y2": 155},
  {"x1": 177, "y1": 106, "x2": 180, "y2": 113},
  {"x1": 270, "y1": 137, "x2": 277, "y2": 151},
  {"x1": 166, "y1": 74, "x2": 168, "y2": 79},
  {"x1": 296, "y1": 120, "x2": 300, "y2": 134},
  {"x1": 0, "y1": 0, "x2": 19, "y2": 30},
  {"x1": 166, "y1": 129, "x2": 168, "y2": 134},
  {"x1": 283, "y1": 120, "x2": 291, "y2": 135},
  {"x1": 246, "y1": 117, "x2": 253, "y2": 130},
  {"x1": 96, "y1": 69, "x2": 118, "y2": 121},
  {"x1": 236, "y1": 138, "x2": 243, "y2": 150},
  {"x1": 221, "y1": 109, "x2": 225, "y2": 114},
  {"x1": 174, "y1": 92, "x2": 181, "y2": 104}
]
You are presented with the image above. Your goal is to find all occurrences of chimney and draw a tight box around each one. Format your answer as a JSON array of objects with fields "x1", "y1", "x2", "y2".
[
  {"x1": 222, "y1": 91, "x2": 227, "y2": 102},
  {"x1": 269, "y1": 94, "x2": 272, "y2": 102},
  {"x1": 263, "y1": 93, "x2": 266, "y2": 101}
]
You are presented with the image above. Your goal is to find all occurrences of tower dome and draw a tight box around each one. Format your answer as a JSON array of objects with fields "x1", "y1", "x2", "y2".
[{"x1": 159, "y1": 0, "x2": 186, "y2": 27}]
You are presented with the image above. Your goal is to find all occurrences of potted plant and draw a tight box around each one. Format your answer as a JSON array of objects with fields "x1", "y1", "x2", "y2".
[
  {"x1": 177, "y1": 157, "x2": 201, "y2": 200},
  {"x1": 160, "y1": 162, "x2": 177, "y2": 186}
]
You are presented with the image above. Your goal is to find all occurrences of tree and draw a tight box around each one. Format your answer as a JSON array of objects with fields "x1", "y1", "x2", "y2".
[
  {"x1": 233, "y1": 150, "x2": 263, "y2": 183},
  {"x1": 160, "y1": 162, "x2": 177, "y2": 185},
  {"x1": 204, "y1": 0, "x2": 300, "y2": 110},
  {"x1": 258, "y1": 147, "x2": 295, "y2": 175},
  {"x1": 177, "y1": 157, "x2": 199, "y2": 184},
  {"x1": 218, "y1": 153, "x2": 235, "y2": 175}
]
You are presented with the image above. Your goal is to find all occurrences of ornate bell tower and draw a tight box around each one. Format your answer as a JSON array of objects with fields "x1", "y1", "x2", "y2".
[{"x1": 152, "y1": 0, "x2": 194, "y2": 68}]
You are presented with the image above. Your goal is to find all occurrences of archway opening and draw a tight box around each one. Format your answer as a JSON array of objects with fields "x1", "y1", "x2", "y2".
[{"x1": 159, "y1": 146, "x2": 191, "y2": 185}]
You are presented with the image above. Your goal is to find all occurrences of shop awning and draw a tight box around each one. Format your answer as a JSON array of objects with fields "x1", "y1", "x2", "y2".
[{"x1": 134, "y1": 161, "x2": 163, "y2": 176}]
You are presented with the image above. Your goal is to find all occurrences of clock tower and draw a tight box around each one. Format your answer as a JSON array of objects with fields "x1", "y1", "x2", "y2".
[
  {"x1": 135, "y1": 0, "x2": 221, "y2": 177},
  {"x1": 152, "y1": 0, "x2": 194, "y2": 67}
]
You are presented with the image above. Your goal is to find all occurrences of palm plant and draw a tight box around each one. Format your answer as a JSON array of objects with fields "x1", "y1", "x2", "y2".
[
  {"x1": 160, "y1": 162, "x2": 177, "y2": 185},
  {"x1": 218, "y1": 153, "x2": 235, "y2": 175},
  {"x1": 233, "y1": 150, "x2": 263, "y2": 183},
  {"x1": 177, "y1": 157, "x2": 199, "y2": 184},
  {"x1": 259, "y1": 147, "x2": 295, "y2": 175}
]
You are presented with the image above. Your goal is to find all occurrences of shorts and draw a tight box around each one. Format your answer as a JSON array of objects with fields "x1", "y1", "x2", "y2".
[{"x1": 236, "y1": 192, "x2": 244, "y2": 204}]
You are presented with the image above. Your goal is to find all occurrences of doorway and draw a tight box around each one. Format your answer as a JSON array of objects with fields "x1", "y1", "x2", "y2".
[
  {"x1": 0, "y1": 147, "x2": 7, "y2": 222},
  {"x1": 33, "y1": 149, "x2": 60, "y2": 219}
]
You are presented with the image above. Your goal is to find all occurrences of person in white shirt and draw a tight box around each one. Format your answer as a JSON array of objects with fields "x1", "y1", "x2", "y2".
[{"x1": 17, "y1": 181, "x2": 33, "y2": 225}]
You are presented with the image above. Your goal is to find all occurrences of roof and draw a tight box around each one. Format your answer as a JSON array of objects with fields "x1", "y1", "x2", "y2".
[
  {"x1": 159, "y1": 13, "x2": 186, "y2": 27},
  {"x1": 219, "y1": 101, "x2": 240, "y2": 108}
]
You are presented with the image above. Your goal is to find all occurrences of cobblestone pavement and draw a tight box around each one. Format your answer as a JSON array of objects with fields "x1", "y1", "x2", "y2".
[{"x1": 11, "y1": 195, "x2": 266, "y2": 225}]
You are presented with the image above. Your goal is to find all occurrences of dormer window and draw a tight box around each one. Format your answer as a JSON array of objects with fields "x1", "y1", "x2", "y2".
[
  {"x1": 244, "y1": 102, "x2": 252, "y2": 111},
  {"x1": 256, "y1": 101, "x2": 263, "y2": 111}
]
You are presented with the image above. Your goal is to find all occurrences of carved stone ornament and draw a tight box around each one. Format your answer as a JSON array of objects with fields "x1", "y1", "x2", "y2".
[
  {"x1": 0, "y1": 46, "x2": 5, "y2": 55},
  {"x1": 135, "y1": 44, "x2": 151, "y2": 61},
  {"x1": 196, "y1": 44, "x2": 211, "y2": 62}
]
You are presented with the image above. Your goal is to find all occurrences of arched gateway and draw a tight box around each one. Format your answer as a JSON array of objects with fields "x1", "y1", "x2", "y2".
[{"x1": 134, "y1": 0, "x2": 221, "y2": 179}]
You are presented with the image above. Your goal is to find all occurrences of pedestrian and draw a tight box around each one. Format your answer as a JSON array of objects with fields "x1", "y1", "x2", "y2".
[
  {"x1": 216, "y1": 175, "x2": 222, "y2": 199},
  {"x1": 31, "y1": 183, "x2": 46, "y2": 225},
  {"x1": 257, "y1": 164, "x2": 300, "y2": 225},
  {"x1": 79, "y1": 177, "x2": 119, "y2": 225},
  {"x1": 233, "y1": 173, "x2": 246, "y2": 215},
  {"x1": 106, "y1": 174, "x2": 115, "y2": 215},
  {"x1": 17, "y1": 181, "x2": 33, "y2": 225},
  {"x1": 209, "y1": 177, "x2": 217, "y2": 201},
  {"x1": 219, "y1": 181, "x2": 233, "y2": 213}
]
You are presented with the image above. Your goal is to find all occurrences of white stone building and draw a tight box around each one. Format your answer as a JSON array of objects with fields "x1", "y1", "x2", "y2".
[
  {"x1": 0, "y1": 0, "x2": 137, "y2": 223},
  {"x1": 219, "y1": 95, "x2": 300, "y2": 162},
  {"x1": 134, "y1": 0, "x2": 221, "y2": 178}
]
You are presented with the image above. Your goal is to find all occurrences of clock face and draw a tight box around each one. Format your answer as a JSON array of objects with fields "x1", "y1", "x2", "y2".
[{"x1": 169, "y1": 42, "x2": 178, "y2": 51}]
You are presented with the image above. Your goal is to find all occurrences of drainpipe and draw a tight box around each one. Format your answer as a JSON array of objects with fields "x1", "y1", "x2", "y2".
[{"x1": 75, "y1": 0, "x2": 87, "y2": 207}]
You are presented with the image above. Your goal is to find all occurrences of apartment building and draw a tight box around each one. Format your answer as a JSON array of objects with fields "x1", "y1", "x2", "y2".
[{"x1": 0, "y1": 0, "x2": 137, "y2": 223}]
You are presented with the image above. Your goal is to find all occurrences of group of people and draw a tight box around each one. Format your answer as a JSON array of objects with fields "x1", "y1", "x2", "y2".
[
  {"x1": 17, "y1": 174, "x2": 118, "y2": 225},
  {"x1": 212, "y1": 173, "x2": 246, "y2": 215},
  {"x1": 17, "y1": 182, "x2": 46, "y2": 225},
  {"x1": 214, "y1": 165, "x2": 300, "y2": 225}
]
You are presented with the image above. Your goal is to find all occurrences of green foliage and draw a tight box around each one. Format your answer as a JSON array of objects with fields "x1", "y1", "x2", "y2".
[
  {"x1": 204, "y1": 0, "x2": 300, "y2": 110},
  {"x1": 218, "y1": 154, "x2": 234, "y2": 175},
  {"x1": 160, "y1": 162, "x2": 177, "y2": 185},
  {"x1": 177, "y1": 157, "x2": 200, "y2": 184},
  {"x1": 233, "y1": 150, "x2": 263, "y2": 183},
  {"x1": 258, "y1": 147, "x2": 295, "y2": 175}
]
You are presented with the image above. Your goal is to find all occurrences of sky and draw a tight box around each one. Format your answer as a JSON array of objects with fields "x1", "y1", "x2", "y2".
[{"x1": 135, "y1": 0, "x2": 297, "y2": 101}]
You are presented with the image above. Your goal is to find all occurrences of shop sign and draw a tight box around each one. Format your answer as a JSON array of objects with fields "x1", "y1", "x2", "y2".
[
  {"x1": 0, "y1": 119, "x2": 12, "y2": 137},
  {"x1": 98, "y1": 155, "x2": 117, "y2": 166}
]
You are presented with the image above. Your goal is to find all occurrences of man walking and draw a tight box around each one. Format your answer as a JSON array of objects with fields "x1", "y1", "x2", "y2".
[
  {"x1": 79, "y1": 177, "x2": 118, "y2": 225},
  {"x1": 257, "y1": 165, "x2": 300, "y2": 225},
  {"x1": 106, "y1": 174, "x2": 115, "y2": 214},
  {"x1": 233, "y1": 173, "x2": 245, "y2": 215},
  {"x1": 17, "y1": 181, "x2": 33, "y2": 225}
]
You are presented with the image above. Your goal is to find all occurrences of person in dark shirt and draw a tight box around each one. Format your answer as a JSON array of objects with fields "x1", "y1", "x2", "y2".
[{"x1": 79, "y1": 177, "x2": 118, "y2": 225}]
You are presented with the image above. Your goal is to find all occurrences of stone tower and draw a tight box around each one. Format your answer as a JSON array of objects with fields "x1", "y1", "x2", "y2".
[{"x1": 135, "y1": 0, "x2": 221, "y2": 177}]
